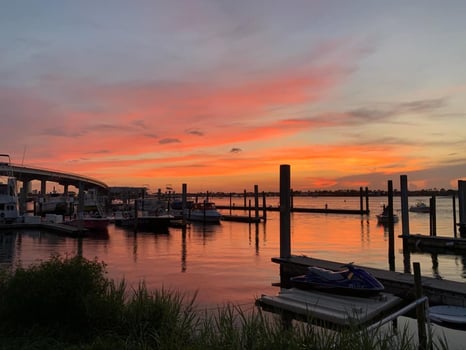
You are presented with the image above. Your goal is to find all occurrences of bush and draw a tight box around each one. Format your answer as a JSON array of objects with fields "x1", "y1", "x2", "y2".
[{"x1": 0, "y1": 255, "x2": 121, "y2": 340}]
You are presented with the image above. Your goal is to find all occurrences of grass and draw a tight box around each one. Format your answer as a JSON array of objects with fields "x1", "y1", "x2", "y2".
[{"x1": 0, "y1": 255, "x2": 450, "y2": 349}]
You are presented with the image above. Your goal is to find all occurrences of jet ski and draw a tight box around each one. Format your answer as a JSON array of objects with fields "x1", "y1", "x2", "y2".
[{"x1": 289, "y1": 263, "x2": 385, "y2": 297}]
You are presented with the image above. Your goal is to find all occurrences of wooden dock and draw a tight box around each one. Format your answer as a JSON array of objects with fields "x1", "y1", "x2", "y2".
[
  {"x1": 402, "y1": 234, "x2": 466, "y2": 252},
  {"x1": 221, "y1": 214, "x2": 262, "y2": 223},
  {"x1": 0, "y1": 222, "x2": 88, "y2": 237},
  {"x1": 273, "y1": 255, "x2": 466, "y2": 307},
  {"x1": 257, "y1": 288, "x2": 403, "y2": 328},
  {"x1": 216, "y1": 205, "x2": 369, "y2": 215}
]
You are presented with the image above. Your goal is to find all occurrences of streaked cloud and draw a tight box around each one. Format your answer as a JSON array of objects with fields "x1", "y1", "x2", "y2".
[{"x1": 1, "y1": 1, "x2": 465, "y2": 192}]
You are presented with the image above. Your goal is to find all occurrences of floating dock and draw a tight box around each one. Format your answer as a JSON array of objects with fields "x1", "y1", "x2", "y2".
[
  {"x1": 221, "y1": 214, "x2": 262, "y2": 223},
  {"x1": 402, "y1": 234, "x2": 466, "y2": 252},
  {"x1": 256, "y1": 288, "x2": 402, "y2": 328},
  {"x1": 273, "y1": 256, "x2": 466, "y2": 307},
  {"x1": 0, "y1": 222, "x2": 88, "y2": 236}
]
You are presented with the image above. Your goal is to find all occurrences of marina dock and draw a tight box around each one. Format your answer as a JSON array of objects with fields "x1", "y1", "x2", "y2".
[
  {"x1": 0, "y1": 222, "x2": 88, "y2": 237},
  {"x1": 272, "y1": 255, "x2": 466, "y2": 307}
]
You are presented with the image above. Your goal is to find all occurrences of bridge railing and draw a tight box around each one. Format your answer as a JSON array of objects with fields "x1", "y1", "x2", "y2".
[{"x1": 1, "y1": 163, "x2": 108, "y2": 190}]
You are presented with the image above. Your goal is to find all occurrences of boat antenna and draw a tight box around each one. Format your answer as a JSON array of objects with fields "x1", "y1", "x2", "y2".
[{"x1": 21, "y1": 145, "x2": 27, "y2": 165}]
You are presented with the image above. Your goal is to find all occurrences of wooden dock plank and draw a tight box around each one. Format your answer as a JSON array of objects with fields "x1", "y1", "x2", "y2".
[{"x1": 257, "y1": 288, "x2": 402, "y2": 328}]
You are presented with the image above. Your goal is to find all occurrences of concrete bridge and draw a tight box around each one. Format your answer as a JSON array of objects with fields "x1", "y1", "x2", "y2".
[{"x1": 0, "y1": 160, "x2": 108, "y2": 214}]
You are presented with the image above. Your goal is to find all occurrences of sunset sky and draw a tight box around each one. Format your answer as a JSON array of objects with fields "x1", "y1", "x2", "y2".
[{"x1": 1, "y1": 1, "x2": 465, "y2": 193}]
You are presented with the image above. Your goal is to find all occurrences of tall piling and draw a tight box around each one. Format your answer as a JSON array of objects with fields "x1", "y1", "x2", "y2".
[
  {"x1": 388, "y1": 180, "x2": 395, "y2": 271},
  {"x1": 458, "y1": 180, "x2": 466, "y2": 236},
  {"x1": 280, "y1": 165, "x2": 291, "y2": 259},
  {"x1": 400, "y1": 175, "x2": 411, "y2": 273}
]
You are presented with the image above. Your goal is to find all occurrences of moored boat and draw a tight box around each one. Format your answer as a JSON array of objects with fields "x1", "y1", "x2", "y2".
[
  {"x1": 114, "y1": 210, "x2": 173, "y2": 232},
  {"x1": 409, "y1": 201, "x2": 430, "y2": 213},
  {"x1": 38, "y1": 190, "x2": 74, "y2": 215},
  {"x1": 66, "y1": 213, "x2": 109, "y2": 232},
  {"x1": 429, "y1": 305, "x2": 466, "y2": 330},
  {"x1": 0, "y1": 154, "x2": 20, "y2": 224},
  {"x1": 66, "y1": 188, "x2": 109, "y2": 232},
  {"x1": 376, "y1": 205, "x2": 399, "y2": 224},
  {"x1": 290, "y1": 263, "x2": 385, "y2": 297},
  {"x1": 189, "y1": 201, "x2": 222, "y2": 224}
]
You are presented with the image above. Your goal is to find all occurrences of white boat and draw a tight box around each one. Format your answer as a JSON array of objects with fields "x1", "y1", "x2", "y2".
[
  {"x1": 114, "y1": 210, "x2": 173, "y2": 232},
  {"x1": 38, "y1": 191, "x2": 74, "y2": 215},
  {"x1": 429, "y1": 305, "x2": 466, "y2": 329},
  {"x1": 409, "y1": 201, "x2": 430, "y2": 213},
  {"x1": 0, "y1": 154, "x2": 20, "y2": 224},
  {"x1": 188, "y1": 201, "x2": 222, "y2": 224}
]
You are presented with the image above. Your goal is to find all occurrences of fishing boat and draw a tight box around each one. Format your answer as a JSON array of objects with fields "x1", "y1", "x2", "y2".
[
  {"x1": 290, "y1": 263, "x2": 385, "y2": 297},
  {"x1": 376, "y1": 205, "x2": 399, "y2": 224},
  {"x1": 188, "y1": 201, "x2": 222, "y2": 224},
  {"x1": 409, "y1": 201, "x2": 430, "y2": 213},
  {"x1": 0, "y1": 154, "x2": 20, "y2": 224}
]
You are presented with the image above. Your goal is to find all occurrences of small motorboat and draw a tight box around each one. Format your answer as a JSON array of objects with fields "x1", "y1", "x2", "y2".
[
  {"x1": 409, "y1": 201, "x2": 430, "y2": 213},
  {"x1": 429, "y1": 305, "x2": 466, "y2": 329},
  {"x1": 290, "y1": 263, "x2": 385, "y2": 297},
  {"x1": 376, "y1": 205, "x2": 399, "y2": 224}
]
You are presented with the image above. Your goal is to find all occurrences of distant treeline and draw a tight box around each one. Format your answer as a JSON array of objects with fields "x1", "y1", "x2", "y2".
[
  {"x1": 109, "y1": 187, "x2": 458, "y2": 200},
  {"x1": 198, "y1": 188, "x2": 458, "y2": 198}
]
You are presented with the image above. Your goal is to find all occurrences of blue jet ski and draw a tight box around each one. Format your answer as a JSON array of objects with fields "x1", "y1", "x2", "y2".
[{"x1": 290, "y1": 263, "x2": 385, "y2": 297}]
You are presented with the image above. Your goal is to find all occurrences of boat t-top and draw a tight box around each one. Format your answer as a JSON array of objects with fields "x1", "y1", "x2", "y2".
[{"x1": 0, "y1": 154, "x2": 20, "y2": 223}]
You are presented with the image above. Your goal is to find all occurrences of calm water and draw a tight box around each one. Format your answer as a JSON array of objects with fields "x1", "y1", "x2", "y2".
[{"x1": 1, "y1": 195, "x2": 465, "y2": 347}]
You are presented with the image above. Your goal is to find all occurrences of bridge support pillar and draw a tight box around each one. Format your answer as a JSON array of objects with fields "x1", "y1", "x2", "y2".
[
  {"x1": 40, "y1": 180, "x2": 46, "y2": 195},
  {"x1": 19, "y1": 180, "x2": 30, "y2": 215}
]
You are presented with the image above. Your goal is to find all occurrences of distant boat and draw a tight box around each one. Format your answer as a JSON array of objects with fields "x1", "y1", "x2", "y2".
[
  {"x1": 0, "y1": 154, "x2": 20, "y2": 224},
  {"x1": 376, "y1": 205, "x2": 399, "y2": 224},
  {"x1": 409, "y1": 201, "x2": 430, "y2": 213},
  {"x1": 189, "y1": 201, "x2": 222, "y2": 224}
]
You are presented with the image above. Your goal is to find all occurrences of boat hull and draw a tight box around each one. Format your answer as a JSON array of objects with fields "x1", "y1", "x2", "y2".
[
  {"x1": 188, "y1": 212, "x2": 222, "y2": 224},
  {"x1": 66, "y1": 218, "x2": 109, "y2": 232},
  {"x1": 115, "y1": 215, "x2": 172, "y2": 232}
]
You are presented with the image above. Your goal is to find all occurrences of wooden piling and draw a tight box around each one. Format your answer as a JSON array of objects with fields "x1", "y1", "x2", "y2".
[
  {"x1": 400, "y1": 175, "x2": 410, "y2": 237},
  {"x1": 254, "y1": 185, "x2": 259, "y2": 219},
  {"x1": 453, "y1": 195, "x2": 457, "y2": 237},
  {"x1": 365, "y1": 186, "x2": 370, "y2": 213},
  {"x1": 429, "y1": 196, "x2": 436, "y2": 237},
  {"x1": 262, "y1": 191, "x2": 267, "y2": 222},
  {"x1": 400, "y1": 175, "x2": 411, "y2": 273},
  {"x1": 388, "y1": 180, "x2": 395, "y2": 271},
  {"x1": 182, "y1": 183, "x2": 187, "y2": 225},
  {"x1": 359, "y1": 187, "x2": 363, "y2": 212},
  {"x1": 280, "y1": 165, "x2": 291, "y2": 259},
  {"x1": 413, "y1": 262, "x2": 427, "y2": 350},
  {"x1": 458, "y1": 180, "x2": 466, "y2": 235}
]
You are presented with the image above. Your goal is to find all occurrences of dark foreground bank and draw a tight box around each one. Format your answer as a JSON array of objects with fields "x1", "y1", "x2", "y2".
[{"x1": 0, "y1": 256, "x2": 449, "y2": 350}]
